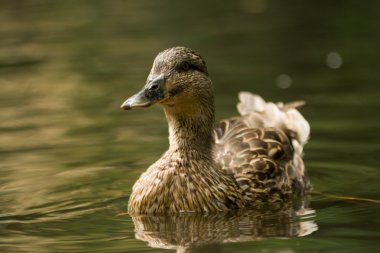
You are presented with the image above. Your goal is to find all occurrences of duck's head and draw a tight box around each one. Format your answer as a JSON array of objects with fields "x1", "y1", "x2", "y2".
[{"x1": 121, "y1": 47, "x2": 212, "y2": 113}]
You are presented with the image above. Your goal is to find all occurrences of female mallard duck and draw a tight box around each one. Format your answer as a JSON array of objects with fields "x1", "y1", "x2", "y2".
[{"x1": 121, "y1": 47, "x2": 310, "y2": 214}]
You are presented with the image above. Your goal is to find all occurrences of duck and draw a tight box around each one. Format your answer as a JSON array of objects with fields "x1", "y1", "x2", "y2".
[{"x1": 121, "y1": 46, "x2": 310, "y2": 214}]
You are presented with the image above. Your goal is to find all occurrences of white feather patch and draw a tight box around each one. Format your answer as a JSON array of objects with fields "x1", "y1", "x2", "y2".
[{"x1": 237, "y1": 91, "x2": 310, "y2": 146}]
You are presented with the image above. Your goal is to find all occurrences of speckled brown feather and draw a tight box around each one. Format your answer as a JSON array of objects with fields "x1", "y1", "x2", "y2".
[
  {"x1": 126, "y1": 47, "x2": 310, "y2": 214},
  {"x1": 214, "y1": 117, "x2": 310, "y2": 209},
  {"x1": 128, "y1": 150, "x2": 246, "y2": 213}
]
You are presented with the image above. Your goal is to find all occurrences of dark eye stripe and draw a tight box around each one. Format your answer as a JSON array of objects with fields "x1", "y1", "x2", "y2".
[{"x1": 176, "y1": 63, "x2": 205, "y2": 74}]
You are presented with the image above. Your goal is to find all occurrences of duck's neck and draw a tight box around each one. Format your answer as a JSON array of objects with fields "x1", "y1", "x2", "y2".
[{"x1": 163, "y1": 99, "x2": 215, "y2": 157}]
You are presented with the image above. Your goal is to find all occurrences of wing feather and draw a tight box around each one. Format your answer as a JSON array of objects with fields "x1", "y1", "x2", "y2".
[{"x1": 213, "y1": 92, "x2": 310, "y2": 207}]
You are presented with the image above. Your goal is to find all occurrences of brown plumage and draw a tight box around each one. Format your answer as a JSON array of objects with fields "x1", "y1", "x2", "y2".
[{"x1": 121, "y1": 47, "x2": 311, "y2": 214}]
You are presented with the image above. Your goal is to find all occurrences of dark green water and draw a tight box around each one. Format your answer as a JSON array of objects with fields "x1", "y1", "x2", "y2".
[{"x1": 1, "y1": 1, "x2": 380, "y2": 252}]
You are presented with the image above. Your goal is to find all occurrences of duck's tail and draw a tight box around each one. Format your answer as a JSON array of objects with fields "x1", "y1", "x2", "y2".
[{"x1": 237, "y1": 91, "x2": 310, "y2": 152}]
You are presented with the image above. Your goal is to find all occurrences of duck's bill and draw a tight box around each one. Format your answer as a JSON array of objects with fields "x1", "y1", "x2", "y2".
[
  {"x1": 121, "y1": 75, "x2": 167, "y2": 110},
  {"x1": 120, "y1": 90, "x2": 153, "y2": 110}
]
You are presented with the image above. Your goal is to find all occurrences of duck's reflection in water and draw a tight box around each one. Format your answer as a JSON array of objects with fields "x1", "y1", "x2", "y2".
[{"x1": 130, "y1": 205, "x2": 317, "y2": 253}]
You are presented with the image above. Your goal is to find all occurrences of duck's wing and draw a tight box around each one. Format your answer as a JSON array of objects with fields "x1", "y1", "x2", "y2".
[{"x1": 213, "y1": 92, "x2": 310, "y2": 207}]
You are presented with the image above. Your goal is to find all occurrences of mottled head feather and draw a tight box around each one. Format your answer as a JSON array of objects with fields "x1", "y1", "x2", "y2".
[{"x1": 151, "y1": 47, "x2": 208, "y2": 76}]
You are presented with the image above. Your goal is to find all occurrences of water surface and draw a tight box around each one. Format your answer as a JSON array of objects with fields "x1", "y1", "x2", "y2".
[{"x1": 1, "y1": 1, "x2": 380, "y2": 252}]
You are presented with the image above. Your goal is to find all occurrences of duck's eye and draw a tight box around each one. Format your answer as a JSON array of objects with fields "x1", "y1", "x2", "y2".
[
  {"x1": 149, "y1": 83, "x2": 159, "y2": 91},
  {"x1": 179, "y1": 61, "x2": 190, "y2": 71}
]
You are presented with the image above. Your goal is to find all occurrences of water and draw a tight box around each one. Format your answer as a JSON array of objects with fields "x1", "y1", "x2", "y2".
[{"x1": 1, "y1": 1, "x2": 380, "y2": 252}]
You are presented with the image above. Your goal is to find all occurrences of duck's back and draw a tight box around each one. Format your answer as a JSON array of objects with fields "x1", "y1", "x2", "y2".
[{"x1": 214, "y1": 92, "x2": 311, "y2": 208}]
